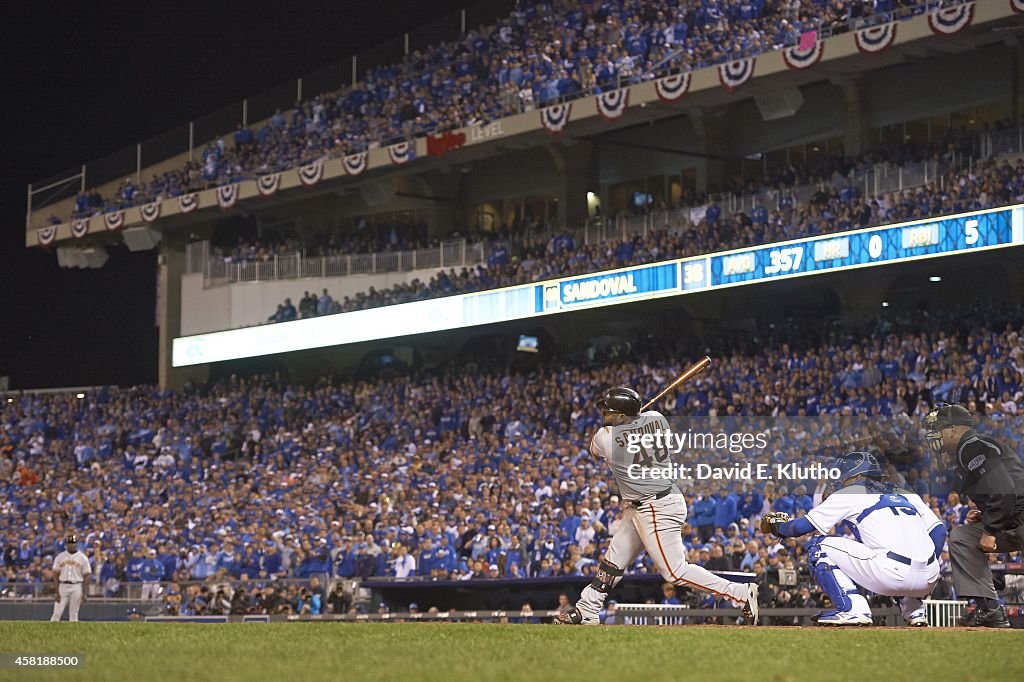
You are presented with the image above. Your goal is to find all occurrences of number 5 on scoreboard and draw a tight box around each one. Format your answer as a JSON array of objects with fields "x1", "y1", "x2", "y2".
[{"x1": 965, "y1": 219, "x2": 979, "y2": 245}]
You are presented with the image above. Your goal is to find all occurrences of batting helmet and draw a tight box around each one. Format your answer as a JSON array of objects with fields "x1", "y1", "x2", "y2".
[
  {"x1": 65, "y1": 534, "x2": 79, "y2": 545},
  {"x1": 596, "y1": 387, "x2": 642, "y2": 416}
]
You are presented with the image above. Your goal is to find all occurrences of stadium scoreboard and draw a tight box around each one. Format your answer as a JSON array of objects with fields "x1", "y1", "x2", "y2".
[
  {"x1": 173, "y1": 205, "x2": 1024, "y2": 366},
  {"x1": 707, "y1": 208, "x2": 1012, "y2": 287}
]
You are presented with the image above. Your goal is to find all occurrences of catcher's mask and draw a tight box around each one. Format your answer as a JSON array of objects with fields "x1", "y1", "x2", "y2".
[{"x1": 822, "y1": 451, "x2": 883, "y2": 500}]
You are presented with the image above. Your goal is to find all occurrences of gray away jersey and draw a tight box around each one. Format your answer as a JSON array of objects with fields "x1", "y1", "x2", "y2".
[{"x1": 590, "y1": 410, "x2": 678, "y2": 501}]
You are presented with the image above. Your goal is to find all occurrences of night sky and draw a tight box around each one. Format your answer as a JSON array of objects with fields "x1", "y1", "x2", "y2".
[{"x1": 0, "y1": 0, "x2": 468, "y2": 389}]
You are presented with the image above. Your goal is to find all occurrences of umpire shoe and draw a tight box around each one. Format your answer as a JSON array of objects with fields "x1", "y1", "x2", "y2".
[{"x1": 961, "y1": 606, "x2": 1011, "y2": 628}]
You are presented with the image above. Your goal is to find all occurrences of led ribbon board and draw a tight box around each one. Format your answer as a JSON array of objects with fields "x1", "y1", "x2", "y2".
[
  {"x1": 173, "y1": 205, "x2": 1024, "y2": 366},
  {"x1": 709, "y1": 206, "x2": 1019, "y2": 286}
]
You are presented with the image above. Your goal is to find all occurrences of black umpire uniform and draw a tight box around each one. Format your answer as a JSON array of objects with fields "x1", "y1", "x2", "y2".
[{"x1": 926, "y1": 405, "x2": 1024, "y2": 627}]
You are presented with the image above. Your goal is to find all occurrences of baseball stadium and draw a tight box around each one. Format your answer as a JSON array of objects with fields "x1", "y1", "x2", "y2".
[{"x1": 4, "y1": 1, "x2": 1024, "y2": 680}]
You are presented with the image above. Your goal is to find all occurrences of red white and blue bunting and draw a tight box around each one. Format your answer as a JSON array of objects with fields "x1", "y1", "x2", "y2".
[
  {"x1": 783, "y1": 40, "x2": 825, "y2": 70},
  {"x1": 256, "y1": 173, "x2": 281, "y2": 197},
  {"x1": 654, "y1": 73, "x2": 692, "y2": 103},
  {"x1": 104, "y1": 210, "x2": 125, "y2": 231},
  {"x1": 343, "y1": 152, "x2": 368, "y2": 176},
  {"x1": 297, "y1": 160, "x2": 325, "y2": 185},
  {"x1": 216, "y1": 184, "x2": 239, "y2": 210},
  {"x1": 387, "y1": 141, "x2": 414, "y2": 165},
  {"x1": 539, "y1": 103, "x2": 572, "y2": 134},
  {"x1": 929, "y1": 2, "x2": 974, "y2": 34},
  {"x1": 1013, "y1": 0, "x2": 1024, "y2": 13},
  {"x1": 854, "y1": 23, "x2": 897, "y2": 54},
  {"x1": 37, "y1": 225, "x2": 57, "y2": 246},
  {"x1": 719, "y1": 58, "x2": 755, "y2": 91},
  {"x1": 179, "y1": 193, "x2": 199, "y2": 213},
  {"x1": 595, "y1": 88, "x2": 629, "y2": 122},
  {"x1": 71, "y1": 219, "x2": 89, "y2": 239},
  {"x1": 140, "y1": 202, "x2": 161, "y2": 223}
]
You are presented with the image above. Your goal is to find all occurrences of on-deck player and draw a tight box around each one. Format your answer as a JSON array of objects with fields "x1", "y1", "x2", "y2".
[
  {"x1": 760, "y1": 452, "x2": 946, "y2": 626},
  {"x1": 51, "y1": 534, "x2": 92, "y2": 622},
  {"x1": 555, "y1": 387, "x2": 759, "y2": 625}
]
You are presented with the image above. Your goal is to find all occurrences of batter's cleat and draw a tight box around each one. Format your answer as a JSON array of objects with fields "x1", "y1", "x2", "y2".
[
  {"x1": 965, "y1": 606, "x2": 1011, "y2": 628},
  {"x1": 741, "y1": 583, "x2": 759, "y2": 625},
  {"x1": 904, "y1": 614, "x2": 929, "y2": 627},
  {"x1": 816, "y1": 610, "x2": 873, "y2": 626},
  {"x1": 553, "y1": 608, "x2": 598, "y2": 625}
]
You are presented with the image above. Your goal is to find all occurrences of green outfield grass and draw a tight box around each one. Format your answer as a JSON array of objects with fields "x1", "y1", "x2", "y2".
[{"x1": 0, "y1": 622, "x2": 1021, "y2": 682}]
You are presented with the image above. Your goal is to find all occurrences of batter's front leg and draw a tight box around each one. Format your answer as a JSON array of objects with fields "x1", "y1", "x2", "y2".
[{"x1": 572, "y1": 506, "x2": 645, "y2": 623}]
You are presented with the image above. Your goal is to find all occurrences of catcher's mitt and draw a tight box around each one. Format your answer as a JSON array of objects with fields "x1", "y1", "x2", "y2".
[{"x1": 758, "y1": 511, "x2": 791, "y2": 536}]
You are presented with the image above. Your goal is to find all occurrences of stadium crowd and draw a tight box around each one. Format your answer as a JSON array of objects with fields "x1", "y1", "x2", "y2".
[
  {"x1": 3, "y1": 300, "x2": 1024, "y2": 617},
  {"x1": 67, "y1": 0, "x2": 927, "y2": 219},
  {"x1": 264, "y1": 153, "x2": 1024, "y2": 323}
]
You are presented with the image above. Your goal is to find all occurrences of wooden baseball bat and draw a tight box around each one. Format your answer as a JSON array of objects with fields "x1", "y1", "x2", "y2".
[{"x1": 641, "y1": 356, "x2": 712, "y2": 412}]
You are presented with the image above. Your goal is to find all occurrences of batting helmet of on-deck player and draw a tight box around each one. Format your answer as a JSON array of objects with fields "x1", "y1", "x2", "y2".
[{"x1": 595, "y1": 387, "x2": 642, "y2": 416}]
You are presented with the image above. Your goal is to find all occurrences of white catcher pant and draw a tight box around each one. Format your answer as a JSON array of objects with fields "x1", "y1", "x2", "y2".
[
  {"x1": 819, "y1": 536, "x2": 939, "y2": 617},
  {"x1": 51, "y1": 583, "x2": 84, "y2": 622},
  {"x1": 578, "y1": 494, "x2": 747, "y2": 617}
]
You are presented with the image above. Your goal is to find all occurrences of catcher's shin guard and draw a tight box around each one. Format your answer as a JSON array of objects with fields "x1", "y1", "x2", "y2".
[{"x1": 808, "y1": 539, "x2": 860, "y2": 613}]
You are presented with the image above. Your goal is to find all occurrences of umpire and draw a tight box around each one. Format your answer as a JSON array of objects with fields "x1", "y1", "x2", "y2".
[{"x1": 925, "y1": 404, "x2": 1024, "y2": 627}]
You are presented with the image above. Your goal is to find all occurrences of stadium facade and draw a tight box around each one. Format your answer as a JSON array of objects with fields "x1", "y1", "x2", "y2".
[{"x1": 24, "y1": 0, "x2": 1024, "y2": 387}]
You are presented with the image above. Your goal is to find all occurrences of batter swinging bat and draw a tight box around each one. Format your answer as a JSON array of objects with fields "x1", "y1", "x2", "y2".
[{"x1": 641, "y1": 356, "x2": 712, "y2": 412}]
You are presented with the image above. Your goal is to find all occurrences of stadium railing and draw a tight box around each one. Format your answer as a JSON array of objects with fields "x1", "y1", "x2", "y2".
[
  {"x1": 613, "y1": 603, "x2": 903, "y2": 626},
  {"x1": 925, "y1": 599, "x2": 968, "y2": 627},
  {"x1": 193, "y1": 239, "x2": 486, "y2": 285},
  {"x1": 983, "y1": 126, "x2": 1024, "y2": 159}
]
